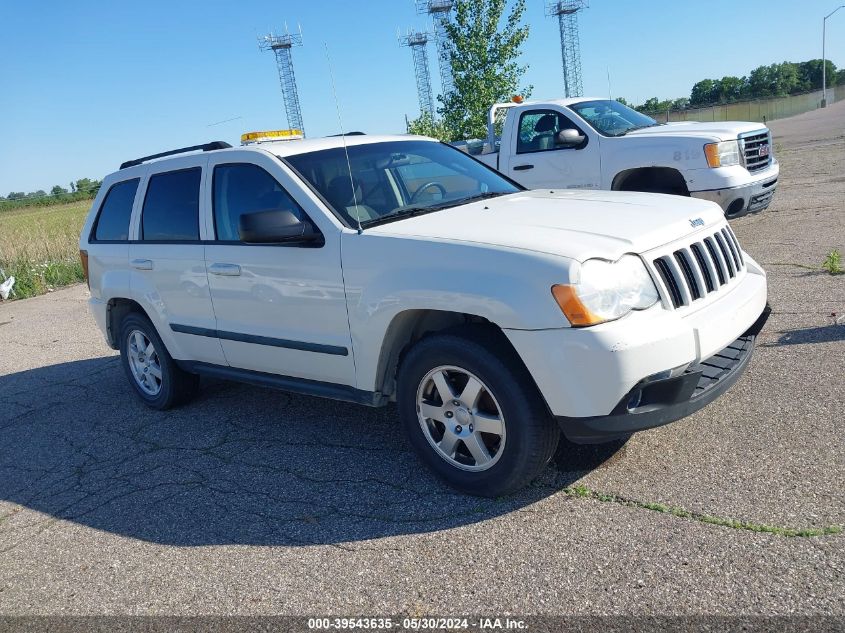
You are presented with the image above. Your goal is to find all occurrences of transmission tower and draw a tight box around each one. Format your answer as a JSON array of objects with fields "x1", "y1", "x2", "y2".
[
  {"x1": 399, "y1": 29, "x2": 436, "y2": 118},
  {"x1": 416, "y1": 0, "x2": 455, "y2": 97},
  {"x1": 258, "y1": 28, "x2": 305, "y2": 134},
  {"x1": 546, "y1": 1, "x2": 586, "y2": 98}
]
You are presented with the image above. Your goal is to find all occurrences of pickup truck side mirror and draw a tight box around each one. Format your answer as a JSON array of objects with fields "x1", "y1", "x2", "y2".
[
  {"x1": 238, "y1": 209, "x2": 322, "y2": 245},
  {"x1": 556, "y1": 129, "x2": 586, "y2": 148}
]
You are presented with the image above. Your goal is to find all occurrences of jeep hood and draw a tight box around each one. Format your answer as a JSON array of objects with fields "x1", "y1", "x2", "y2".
[
  {"x1": 364, "y1": 190, "x2": 726, "y2": 262},
  {"x1": 626, "y1": 120, "x2": 767, "y2": 141}
]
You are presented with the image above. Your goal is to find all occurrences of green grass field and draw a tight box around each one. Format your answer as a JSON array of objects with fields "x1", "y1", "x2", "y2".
[{"x1": 0, "y1": 201, "x2": 91, "y2": 300}]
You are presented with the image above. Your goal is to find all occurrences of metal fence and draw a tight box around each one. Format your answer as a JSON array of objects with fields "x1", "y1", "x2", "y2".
[{"x1": 644, "y1": 84, "x2": 845, "y2": 124}]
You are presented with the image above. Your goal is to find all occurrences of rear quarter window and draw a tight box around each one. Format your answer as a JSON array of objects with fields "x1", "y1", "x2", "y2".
[
  {"x1": 91, "y1": 178, "x2": 140, "y2": 241},
  {"x1": 141, "y1": 168, "x2": 202, "y2": 241}
]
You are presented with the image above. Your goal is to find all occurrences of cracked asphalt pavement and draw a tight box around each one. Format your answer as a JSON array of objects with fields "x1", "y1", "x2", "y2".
[{"x1": 0, "y1": 103, "x2": 843, "y2": 616}]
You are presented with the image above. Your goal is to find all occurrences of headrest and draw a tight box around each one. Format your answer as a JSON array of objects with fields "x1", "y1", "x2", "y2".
[{"x1": 534, "y1": 114, "x2": 558, "y2": 133}]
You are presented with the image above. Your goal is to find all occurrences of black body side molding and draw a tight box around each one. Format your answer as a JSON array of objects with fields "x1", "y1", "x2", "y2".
[
  {"x1": 175, "y1": 360, "x2": 385, "y2": 407},
  {"x1": 170, "y1": 323, "x2": 348, "y2": 356}
]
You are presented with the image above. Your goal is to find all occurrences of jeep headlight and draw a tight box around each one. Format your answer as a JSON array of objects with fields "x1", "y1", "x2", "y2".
[
  {"x1": 551, "y1": 255, "x2": 660, "y2": 327},
  {"x1": 704, "y1": 140, "x2": 740, "y2": 168}
]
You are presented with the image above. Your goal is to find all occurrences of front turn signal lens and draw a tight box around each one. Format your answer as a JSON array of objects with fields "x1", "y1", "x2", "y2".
[
  {"x1": 551, "y1": 284, "x2": 604, "y2": 327},
  {"x1": 704, "y1": 140, "x2": 741, "y2": 168}
]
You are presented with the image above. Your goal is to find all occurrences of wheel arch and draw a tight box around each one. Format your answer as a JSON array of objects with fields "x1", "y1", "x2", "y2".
[
  {"x1": 611, "y1": 166, "x2": 690, "y2": 196},
  {"x1": 373, "y1": 309, "x2": 532, "y2": 402},
  {"x1": 105, "y1": 297, "x2": 154, "y2": 350}
]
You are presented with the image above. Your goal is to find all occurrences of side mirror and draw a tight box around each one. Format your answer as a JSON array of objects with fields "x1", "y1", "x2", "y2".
[
  {"x1": 557, "y1": 128, "x2": 585, "y2": 148},
  {"x1": 238, "y1": 209, "x2": 321, "y2": 244}
]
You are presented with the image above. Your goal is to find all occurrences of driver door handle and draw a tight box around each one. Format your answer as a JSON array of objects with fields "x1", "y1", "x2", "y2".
[
  {"x1": 513, "y1": 164, "x2": 534, "y2": 171},
  {"x1": 208, "y1": 263, "x2": 241, "y2": 277}
]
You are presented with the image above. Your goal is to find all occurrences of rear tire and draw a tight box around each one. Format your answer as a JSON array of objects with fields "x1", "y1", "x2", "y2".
[
  {"x1": 119, "y1": 312, "x2": 199, "y2": 410},
  {"x1": 397, "y1": 328, "x2": 559, "y2": 497}
]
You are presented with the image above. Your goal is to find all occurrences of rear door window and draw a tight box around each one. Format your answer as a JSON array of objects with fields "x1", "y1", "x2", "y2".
[
  {"x1": 141, "y1": 168, "x2": 202, "y2": 241},
  {"x1": 92, "y1": 178, "x2": 139, "y2": 241}
]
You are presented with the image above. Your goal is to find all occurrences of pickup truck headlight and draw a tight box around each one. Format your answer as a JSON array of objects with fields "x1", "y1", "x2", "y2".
[
  {"x1": 704, "y1": 140, "x2": 741, "y2": 168},
  {"x1": 551, "y1": 255, "x2": 660, "y2": 327}
]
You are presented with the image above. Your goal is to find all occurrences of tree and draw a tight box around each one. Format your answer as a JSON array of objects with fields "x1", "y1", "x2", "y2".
[
  {"x1": 712, "y1": 76, "x2": 746, "y2": 103},
  {"x1": 797, "y1": 59, "x2": 837, "y2": 90},
  {"x1": 615, "y1": 97, "x2": 629, "y2": 106},
  {"x1": 690, "y1": 79, "x2": 717, "y2": 105},
  {"x1": 637, "y1": 97, "x2": 672, "y2": 113},
  {"x1": 7, "y1": 192, "x2": 25, "y2": 200},
  {"x1": 74, "y1": 178, "x2": 101, "y2": 195},
  {"x1": 51, "y1": 185, "x2": 68, "y2": 196},
  {"x1": 439, "y1": 0, "x2": 532, "y2": 141},
  {"x1": 748, "y1": 62, "x2": 800, "y2": 97},
  {"x1": 407, "y1": 111, "x2": 453, "y2": 141},
  {"x1": 671, "y1": 97, "x2": 689, "y2": 110}
]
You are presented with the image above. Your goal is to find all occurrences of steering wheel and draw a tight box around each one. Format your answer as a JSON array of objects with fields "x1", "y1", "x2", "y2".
[{"x1": 410, "y1": 181, "x2": 447, "y2": 203}]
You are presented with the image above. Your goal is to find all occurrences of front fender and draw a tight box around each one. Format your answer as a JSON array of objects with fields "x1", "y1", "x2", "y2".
[
  {"x1": 341, "y1": 233, "x2": 575, "y2": 391},
  {"x1": 602, "y1": 136, "x2": 711, "y2": 189}
]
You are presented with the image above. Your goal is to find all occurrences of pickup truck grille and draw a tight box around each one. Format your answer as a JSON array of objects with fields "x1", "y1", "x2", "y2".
[
  {"x1": 651, "y1": 226, "x2": 745, "y2": 309},
  {"x1": 740, "y1": 130, "x2": 772, "y2": 173}
]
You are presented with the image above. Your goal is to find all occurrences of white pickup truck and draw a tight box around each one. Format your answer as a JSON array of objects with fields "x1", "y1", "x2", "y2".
[
  {"x1": 458, "y1": 98, "x2": 779, "y2": 217},
  {"x1": 81, "y1": 132, "x2": 769, "y2": 496}
]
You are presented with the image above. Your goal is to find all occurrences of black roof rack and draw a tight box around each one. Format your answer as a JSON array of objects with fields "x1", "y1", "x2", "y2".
[
  {"x1": 119, "y1": 141, "x2": 232, "y2": 170},
  {"x1": 327, "y1": 131, "x2": 366, "y2": 137}
]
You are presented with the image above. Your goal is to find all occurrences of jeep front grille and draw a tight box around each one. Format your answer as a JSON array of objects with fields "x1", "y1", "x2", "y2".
[
  {"x1": 651, "y1": 226, "x2": 746, "y2": 309},
  {"x1": 740, "y1": 130, "x2": 772, "y2": 173}
]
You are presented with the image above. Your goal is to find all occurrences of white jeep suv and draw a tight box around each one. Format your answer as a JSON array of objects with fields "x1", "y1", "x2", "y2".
[{"x1": 79, "y1": 133, "x2": 769, "y2": 496}]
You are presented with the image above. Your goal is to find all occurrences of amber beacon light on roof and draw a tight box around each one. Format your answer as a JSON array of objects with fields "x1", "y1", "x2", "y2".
[{"x1": 240, "y1": 129, "x2": 305, "y2": 145}]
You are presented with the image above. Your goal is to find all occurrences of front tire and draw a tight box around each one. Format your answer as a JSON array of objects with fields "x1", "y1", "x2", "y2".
[
  {"x1": 397, "y1": 329, "x2": 559, "y2": 497},
  {"x1": 119, "y1": 312, "x2": 199, "y2": 410}
]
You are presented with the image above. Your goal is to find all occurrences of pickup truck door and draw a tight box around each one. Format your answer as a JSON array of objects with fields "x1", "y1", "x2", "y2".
[
  {"x1": 500, "y1": 107, "x2": 601, "y2": 191},
  {"x1": 202, "y1": 152, "x2": 356, "y2": 386}
]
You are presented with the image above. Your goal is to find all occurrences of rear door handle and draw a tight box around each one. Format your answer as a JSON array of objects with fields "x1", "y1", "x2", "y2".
[
  {"x1": 513, "y1": 164, "x2": 534, "y2": 171},
  {"x1": 130, "y1": 259, "x2": 153, "y2": 270},
  {"x1": 208, "y1": 263, "x2": 241, "y2": 277}
]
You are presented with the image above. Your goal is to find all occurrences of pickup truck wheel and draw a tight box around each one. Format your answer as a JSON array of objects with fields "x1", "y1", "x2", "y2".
[
  {"x1": 398, "y1": 331, "x2": 559, "y2": 497},
  {"x1": 119, "y1": 313, "x2": 199, "y2": 410}
]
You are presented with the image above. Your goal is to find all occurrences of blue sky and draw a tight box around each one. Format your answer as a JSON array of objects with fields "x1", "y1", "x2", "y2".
[{"x1": 1, "y1": 0, "x2": 843, "y2": 194}]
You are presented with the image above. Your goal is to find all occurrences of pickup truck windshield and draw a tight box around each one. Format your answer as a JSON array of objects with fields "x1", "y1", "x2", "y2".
[
  {"x1": 285, "y1": 140, "x2": 520, "y2": 228},
  {"x1": 569, "y1": 100, "x2": 659, "y2": 137}
]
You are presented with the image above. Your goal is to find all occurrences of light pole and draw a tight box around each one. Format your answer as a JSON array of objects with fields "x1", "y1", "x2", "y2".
[{"x1": 822, "y1": 5, "x2": 845, "y2": 107}]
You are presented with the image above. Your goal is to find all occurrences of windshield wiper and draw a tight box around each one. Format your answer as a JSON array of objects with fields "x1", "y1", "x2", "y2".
[
  {"x1": 360, "y1": 192, "x2": 511, "y2": 229},
  {"x1": 454, "y1": 191, "x2": 510, "y2": 205},
  {"x1": 616, "y1": 123, "x2": 661, "y2": 136},
  {"x1": 359, "y1": 205, "x2": 441, "y2": 228}
]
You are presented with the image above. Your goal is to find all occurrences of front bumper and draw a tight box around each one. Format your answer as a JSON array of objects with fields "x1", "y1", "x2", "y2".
[
  {"x1": 505, "y1": 263, "x2": 767, "y2": 420},
  {"x1": 555, "y1": 305, "x2": 770, "y2": 443},
  {"x1": 690, "y1": 162, "x2": 779, "y2": 217}
]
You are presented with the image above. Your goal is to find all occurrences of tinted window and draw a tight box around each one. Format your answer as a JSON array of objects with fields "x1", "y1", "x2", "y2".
[
  {"x1": 213, "y1": 163, "x2": 304, "y2": 241},
  {"x1": 93, "y1": 179, "x2": 139, "y2": 241},
  {"x1": 517, "y1": 110, "x2": 580, "y2": 153},
  {"x1": 141, "y1": 168, "x2": 201, "y2": 241}
]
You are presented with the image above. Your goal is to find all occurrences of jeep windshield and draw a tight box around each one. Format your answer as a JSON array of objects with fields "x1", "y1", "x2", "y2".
[
  {"x1": 569, "y1": 99, "x2": 660, "y2": 137},
  {"x1": 284, "y1": 140, "x2": 521, "y2": 228}
]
